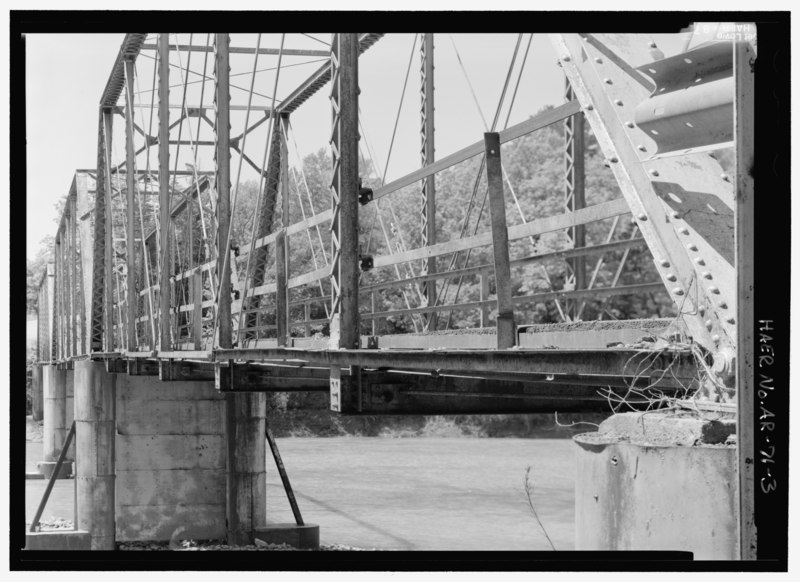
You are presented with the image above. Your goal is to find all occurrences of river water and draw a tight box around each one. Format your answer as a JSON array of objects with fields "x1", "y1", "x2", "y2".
[{"x1": 266, "y1": 437, "x2": 576, "y2": 551}]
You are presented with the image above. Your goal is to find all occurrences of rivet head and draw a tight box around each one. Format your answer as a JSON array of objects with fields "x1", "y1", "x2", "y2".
[
  {"x1": 705, "y1": 319, "x2": 713, "y2": 330},
  {"x1": 649, "y1": 169, "x2": 659, "y2": 177},
  {"x1": 562, "y1": 55, "x2": 571, "y2": 62},
  {"x1": 694, "y1": 257, "x2": 706, "y2": 266},
  {"x1": 609, "y1": 157, "x2": 618, "y2": 163},
  {"x1": 614, "y1": 99, "x2": 624, "y2": 106},
  {"x1": 698, "y1": 306, "x2": 706, "y2": 316},
  {"x1": 687, "y1": 244, "x2": 698, "y2": 251},
  {"x1": 721, "y1": 173, "x2": 730, "y2": 182},
  {"x1": 586, "y1": 104, "x2": 594, "y2": 111},
  {"x1": 672, "y1": 288, "x2": 685, "y2": 296},
  {"x1": 726, "y1": 316, "x2": 736, "y2": 324},
  {"x1": 709, "y1": 286, "x2": 720, "y2": 294},
  {"x1": 604, "y1": 78, "x2": 613, "y2": 84},
  {"x1": 659, "y1": 260, "x2": 670, "y2": 268},
  {"x1": 648, "y1": 41, "x2": 658, "y2": 49},
  {"x1": 595, "y1": 57, "x2": 603, "y2": 64},
  {"x1": 718, "y1": 301, "x2": 728, "y2": 309},
  {"x1": 637, "y1": 145, "x2": 647, "y2": 152},
  {"x1": 713, "y1": 334, "x2": 721, "y2": 343},
  {"x1": 665, "y1": 273, "x2": 677, "y2": 281},
  {"x1": 702, "y1": 271, "x2": 712, "y2": 279},
  {"x1": 678, "y1": 227, "x2": 690, "y2": 235},
  {"x1": 637, "y1": 213, "x2": 648, "y2": 221},
  {"x1": 626, "y1": 121, "x2": 635, "y2": 128}
]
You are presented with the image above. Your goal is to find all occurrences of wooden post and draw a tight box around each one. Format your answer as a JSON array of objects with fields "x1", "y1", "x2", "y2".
[
  {"x1": 74, "y1": 360, "x2": 116, "y2": 550},
  {"x1": 484, "y1": 132, "x2": 515, "y2": 349},
  {"x1": 158, "y1": 33, "x2": 171, "y2": 351},
  {"x1": 734, "y1": 40, "x2": 756, "y2": 561}
]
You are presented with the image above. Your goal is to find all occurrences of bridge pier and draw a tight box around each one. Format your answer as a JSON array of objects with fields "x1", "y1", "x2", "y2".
[
  {"x1": 30, "y1": 363, "x2": 43, "y2": 421},
  {"x1": 38, "y1": 365, "x2": 73, "y2": 479},
  {"x1": 225, "y1": 392, "x2": 267, "y2": 545},
  {"x1": 74, "y1": 360, "x2": 116, "y2": 550}
]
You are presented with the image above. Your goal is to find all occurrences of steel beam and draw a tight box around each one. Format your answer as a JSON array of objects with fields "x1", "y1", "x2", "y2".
[
  {"x1": 552, "y1": 34, "x2": 735, "y2": 366},
  {"x1": 328, "y1": 33, "x2": 360, "y2": 351},
  {"x1": 159, "y1": 359, "x2": 216, "y2": 381},
  {"x1": 420, "y1": 33, "x2": 437, "y2": 330},
  {"x1": 89, "y1": 113, "x2": 107, "y2": 352},
  {"x1": 158, "y1": 34, "x2": 172, "y2": 351},
  {"x1": 100, "y1": 34, "x2": 147, "y2": 107},
  {"x1": 484, "y1": 132, "x2": 515, "y2": 348},
  {"x1": 125, "y1": 58, "x2": 138, "y2": 351},
  {"x1": 215, "y1": 34, "x2": 232, "y2": 350},
  {"x1": 564, "y1": 79, "x2": 586, "y2": 320},
  {"x1": 141, "y1": 43, "x2": 329, "y2": 58},
  {"x1": 216, "y1": 362, "x2": 331, "y2": 392}
]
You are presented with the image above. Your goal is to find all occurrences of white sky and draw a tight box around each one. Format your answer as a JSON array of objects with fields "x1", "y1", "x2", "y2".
[{"x1": 25, "y1": 32, "x2": 567, "y2": 260}]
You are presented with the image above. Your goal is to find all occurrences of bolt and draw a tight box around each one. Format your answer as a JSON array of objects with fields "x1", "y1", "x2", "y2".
[
  {"x1": 586, "y1": 104, "x2": 594, "y2": 111},
  {"x1": 648, "y1": 41, "x2": 657, "y2": 48},
  {"x1": 705, "y1": 320, "x2": 713, "y2": 331},
  {"x1": 670, "y1": 210, "x2": 681, "y2": 219},
  {"x1": 672, "y1": 288, "x2": 685, "y2": 296},
  {"x1": 614, "y1": 99, "x2": 624, "y2": 106},
  {"x1": 694, "y1": 257, "x2": 706, "y2": 266},
  {"x1": 678, "y1": 227, "x2": 689, "y2": 235},
  {"x1": 698, "y1": 306, "x2": 706, "y2": 316},
  {"x1": 626, "y1": 121, "x2": 635, "y2": 128},
  {"x1": 604, "y1": 78, "x2": 613, "y2": 84},
  {"x1": 649, "y1": 169, "x2": 659, "y2": 177},
  {"x1": 659, "y1": 260, "x2": 670, "y2": 268},
  {"x1": 562, "y1": 55, "x2": 571, "y2": 62},
  {"x1": 702, "y1": 271, "x2": 712, "y2": 279},
  {"x1": 727, "y1": 316, "x2": 736, "y2": 324},
  {"x1": 687, "y1": 243, "x2": 698, "y2": 251},
  {"x1": 718, "y1": 301, "x2": 728, "y2": 309},
  {"x1": 638, "y1": 145, "x2": 647, "y2": 152},
  {"x1": 637, "y1": 213, "x2": 648, "y2": 221},
  {"x1": 609, "y1": 157, "x2": 618, "y2": 163},
  {"x1": 709, "y1": 286, "x2": 720, "y2": 294},
  {"x1": 666, "y1": 273, "x2": 677, "y2": 281},
  {"x1": 595, "y1": 57, "x2": 603, "y2": 64},
  {"x1": 713, "y1": 334, "x2": 720, "y2": 343},
  {"x1": 721, "y1": 173, "x2": 730, "y2": 182}
]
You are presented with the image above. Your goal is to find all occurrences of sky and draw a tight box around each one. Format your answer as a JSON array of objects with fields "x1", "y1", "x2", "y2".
[{"x1": 25, "y1": 32, "x2": 567, "y2": 260}]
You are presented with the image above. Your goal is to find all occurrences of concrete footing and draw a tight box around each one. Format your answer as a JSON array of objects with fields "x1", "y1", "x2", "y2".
[
  {"x1": 573, "y1": 411, "x2": 738, "y2": 560},
  {"x1": 25, "y1": 530, "x2": 91, "y2": 551},
  {"x1": 255, "y1": 524, "x2": 320, "y2": 549}
]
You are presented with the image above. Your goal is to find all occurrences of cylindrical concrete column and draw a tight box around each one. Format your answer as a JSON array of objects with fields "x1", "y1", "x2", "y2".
[
  {"x1": 65, "y1": 369, "x2": 76, "y2": 459},
  {"x1": 31, "y1": 363, "x2": 44, "y2": 421},
  {"x1": 226, "y1": 392, "x2": 267, "y2": 545},
  {"x1": 42, "y1": 365, "x2": 67, "y2": 462},
  {"x1": 75, "y1": 360, "x2": 116, "y2": 550}
]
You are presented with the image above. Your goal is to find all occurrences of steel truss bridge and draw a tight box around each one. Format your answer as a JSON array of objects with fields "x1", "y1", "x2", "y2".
[{"x1": 33, "y1": 32, "x2": 754, "y2": 548}]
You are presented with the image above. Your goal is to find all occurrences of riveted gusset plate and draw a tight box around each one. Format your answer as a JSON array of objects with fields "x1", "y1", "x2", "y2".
[{"x1": 550, "y1": 34, "x2": 736, "y2": 356}]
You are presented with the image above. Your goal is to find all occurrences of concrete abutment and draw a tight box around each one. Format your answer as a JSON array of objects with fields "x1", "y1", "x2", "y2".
[{"x1": 573, "y1": 411, "x2": 738, "y2": 560}]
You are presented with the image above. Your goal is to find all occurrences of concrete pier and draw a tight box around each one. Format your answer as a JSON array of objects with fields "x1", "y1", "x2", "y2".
[
  {"x1": 39, "y1": 365, "x2": 72, "y2": 478},
  {"x1": 31, "y1": 363, "x2": 44, "y2": 421},
  {"x1": 226, "y1": 392, "x2": 267, "y2": 545},
  {"x1": 114, "y1": 375, "x2": 228, "y2": 542},
  {"x1": 573, "y1": 411, "x2": 737, "y2": 559},
  {"x1": 74, "y1": 360, "x2": 116, "y2": 550}
]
